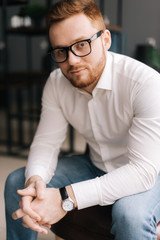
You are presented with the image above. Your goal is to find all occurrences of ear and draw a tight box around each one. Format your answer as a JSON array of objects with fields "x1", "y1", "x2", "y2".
[{"x1": 102, "y1": 29, "x2": 111, "y2": 51}]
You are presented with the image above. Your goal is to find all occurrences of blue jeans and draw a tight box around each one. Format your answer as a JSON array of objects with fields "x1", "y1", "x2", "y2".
[{"x1": 4, "y1": 154, "x2": 160, "y2": 240}]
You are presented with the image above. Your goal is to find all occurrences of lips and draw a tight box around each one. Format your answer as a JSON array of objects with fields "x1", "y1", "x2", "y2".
[{"x1": 70, "y1": 68, "x2": 86, "y2": 75}]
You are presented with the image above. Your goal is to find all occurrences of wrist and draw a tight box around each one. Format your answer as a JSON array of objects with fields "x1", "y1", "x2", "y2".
[
  {"x1": 66, "y1": 185, "x2": 77, "y2": 208},
  {"x1": 25, "y1": 175, "x2": 43, "y2": 188},
  {"x1": 59, "y1": 186, "x2": 77, "y2": 212}
]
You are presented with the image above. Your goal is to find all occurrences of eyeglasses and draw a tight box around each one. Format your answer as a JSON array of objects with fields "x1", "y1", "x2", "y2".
[{"x1": 49, "y1": 30, "x2": 103, "y2": 63}]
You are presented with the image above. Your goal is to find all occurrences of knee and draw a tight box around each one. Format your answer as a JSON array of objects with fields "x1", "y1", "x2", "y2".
[
  {"x1": 112, "y1": 197, "x2": 146, "y2": 229},
  {"x1": 4, "y1": 167, "x2": 25, "y2": 202}
]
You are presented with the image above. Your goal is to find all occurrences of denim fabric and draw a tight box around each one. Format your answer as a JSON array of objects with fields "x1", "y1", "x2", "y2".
[
  {"x1": 4, "y1": 154, "x2": 160, "y2": 240},
  {"x1": 111, "y1": 173, "x2": 160, "y2": 240}
]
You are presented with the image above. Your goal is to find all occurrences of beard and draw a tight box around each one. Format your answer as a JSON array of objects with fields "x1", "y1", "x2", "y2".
[{"x1": 62, "y1": 51, "x2": 106, "y2": 90}]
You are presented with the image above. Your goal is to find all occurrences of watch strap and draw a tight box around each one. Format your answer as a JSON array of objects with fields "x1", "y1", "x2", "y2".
[{"x1": 59, "y1": 187, "x2": 68, "y2": 200}]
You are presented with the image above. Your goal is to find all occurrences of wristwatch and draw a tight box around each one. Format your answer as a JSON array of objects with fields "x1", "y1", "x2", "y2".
[{"x1": 59, "y1": 187, "x2": 75, "y2": 212}]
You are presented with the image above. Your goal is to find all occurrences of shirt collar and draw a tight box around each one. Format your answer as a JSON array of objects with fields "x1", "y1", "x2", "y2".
[{"x1": 95, "y1": 51, "x2": 112, "y2": 91}]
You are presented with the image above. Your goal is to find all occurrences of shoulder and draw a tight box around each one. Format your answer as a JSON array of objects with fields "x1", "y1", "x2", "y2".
[
  {"x1": 45, "y1": 68, "x2": 74, "y2": 93},
  {"x1": 108, "y1": 52, "x2": 160, "y2": 115},
  {"x1": 109, "y1": 51, "x2": 160, "y2": 84}
]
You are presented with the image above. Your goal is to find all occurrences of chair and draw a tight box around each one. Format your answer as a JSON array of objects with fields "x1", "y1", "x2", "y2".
[{"x1": 51, "y1": 205, "x2": 160, "y2": 240}]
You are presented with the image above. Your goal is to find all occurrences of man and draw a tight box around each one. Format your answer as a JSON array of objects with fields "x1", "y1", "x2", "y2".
[{"x1": 5, "y1": 0, "x2": 160, "y2": 239}]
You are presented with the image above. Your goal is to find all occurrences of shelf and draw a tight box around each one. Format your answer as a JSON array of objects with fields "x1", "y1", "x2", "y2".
[
  {"x1": 107, "y1": 24, "x2": 121, "y2": 32},
  {"x1": 8, "y1": 110, "x2": 40, "y2": 121},
  {"x1": 6, "y1": 27, "x2": 47, "y2": 35},
  {"x1": 0, "y1": 0, "x2": 28, "y2": 6},
  {"x1": 0, "y1": 71, "x2": 49, "y2": 89}
]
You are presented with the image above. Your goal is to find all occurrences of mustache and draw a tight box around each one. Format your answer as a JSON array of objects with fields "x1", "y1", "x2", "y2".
[{"x1": 68, "y1": 65, "x2": 88, "y2": 72}]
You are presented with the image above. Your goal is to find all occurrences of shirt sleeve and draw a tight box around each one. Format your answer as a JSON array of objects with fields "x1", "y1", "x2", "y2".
[
  {"x1": 72, "y1": 71, "x2": 160, "y2": 209},
  {"x1": 25, "y1": 72, "x2": 68, "y2": 183}
]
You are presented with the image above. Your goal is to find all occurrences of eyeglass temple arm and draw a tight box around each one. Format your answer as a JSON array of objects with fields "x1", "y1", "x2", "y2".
[{"x1": 90, "y1": 30, "x2": 103, "y2": 42}]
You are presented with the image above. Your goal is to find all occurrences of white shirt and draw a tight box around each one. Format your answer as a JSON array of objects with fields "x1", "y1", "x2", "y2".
[{"x1": 25, "y1": 51, "x2": 160, "y2": 209}]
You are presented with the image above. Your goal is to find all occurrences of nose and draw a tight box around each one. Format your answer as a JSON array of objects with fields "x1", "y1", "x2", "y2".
[{"x1": 67, "y1": 50, "x2": 81, "y2": 65}]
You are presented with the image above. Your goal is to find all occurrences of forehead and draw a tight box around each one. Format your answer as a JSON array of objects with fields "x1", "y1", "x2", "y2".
[{"x1": 49, "y1": 13, "x2": 98, "y2": 47}]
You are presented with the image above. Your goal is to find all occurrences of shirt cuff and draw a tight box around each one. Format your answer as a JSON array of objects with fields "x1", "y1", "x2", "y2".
[
  {"x1": 71, "y1": 177, "x2": 102, "y2": 209},
  {"x1": 25, "y1": 165, "x2": 54, "y2": 183}
]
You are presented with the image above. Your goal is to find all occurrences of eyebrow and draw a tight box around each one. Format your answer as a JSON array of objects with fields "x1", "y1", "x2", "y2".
[{"x1": 52, "y1": 34, "x2": 91, "y2": 49}]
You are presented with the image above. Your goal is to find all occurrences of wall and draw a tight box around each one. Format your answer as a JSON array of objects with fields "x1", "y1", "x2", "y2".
[
  {"x1": 101, "y1": 0, "x2": 160, "y2": 57},
  {"x1": 122, "y1": 0, "x2": 160, "y2": 57}
]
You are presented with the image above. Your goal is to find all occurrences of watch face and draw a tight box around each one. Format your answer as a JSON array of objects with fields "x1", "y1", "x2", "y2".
[{"x1": 62, "y1": 199, "x2": 74, "y2": 211}]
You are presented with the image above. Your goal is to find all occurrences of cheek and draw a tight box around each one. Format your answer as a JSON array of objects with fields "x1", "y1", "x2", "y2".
[
  {"x1": 88, "y1": 45, "x2": 104, "y2": 66},
  {"x1": 58, "y1": 63, "x2": 68, "y2": 74}
]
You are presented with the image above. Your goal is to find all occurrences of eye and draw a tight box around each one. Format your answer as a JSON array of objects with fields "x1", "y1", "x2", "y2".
[
  {"x1": 76, "y1": 41, "x2": 88, "y2": 49},
  {"x1": 56, "y1": 48, "x2": 66, "y2": 56}
]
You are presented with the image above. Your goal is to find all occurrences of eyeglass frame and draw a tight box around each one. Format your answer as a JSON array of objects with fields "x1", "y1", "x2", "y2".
[{"x1": 48, "y1": 30, "x2": 103, "y2": 63}]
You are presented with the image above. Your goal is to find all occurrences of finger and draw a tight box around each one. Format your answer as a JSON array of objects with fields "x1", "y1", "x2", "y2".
[
  {"x1": 38, "y1": 219, "x2": 51, "y2": 229},
  {"x1": 22, "y1": 217, "x2": 36, "y2": 229},
  {"x1": 43, "y1": 223, "x2": 51, "y2": 229},
  {"x1": 35, "y1": 180, "x2": 46, "y2": 199},
  {"x1": 19, "y1": 199, "x2": 22, "y2": 208},
  {"x1": 22, "y1": 222, "x2": 29, "y2": 228},
  {"x1": 21, "y1": 196, "x2": 41, "y2": 221},
  {"x1": 22, "y1": 215, "x2": 48, "y2": 235},
  {"x1": 17, "y1": 187, "x2": 36, "y2": 197},
  {"x1": 12, "y1": 208, "x2": 25, "y2": 220},
  {"x1": 17, "y1": 183, "x2": 36, "y2": 196}
]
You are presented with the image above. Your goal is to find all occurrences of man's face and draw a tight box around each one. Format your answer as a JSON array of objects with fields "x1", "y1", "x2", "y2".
[{"x1": 49, "y1": 13, "x2": 111, "y2": 93}]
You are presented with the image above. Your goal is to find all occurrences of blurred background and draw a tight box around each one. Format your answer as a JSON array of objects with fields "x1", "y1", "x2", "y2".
[
  {"x1": 0, "y1": 1, "x2": 160, "y2": 239},
  {"x1": 0, "y1": 0, "x2": 160, "y2": 157}
]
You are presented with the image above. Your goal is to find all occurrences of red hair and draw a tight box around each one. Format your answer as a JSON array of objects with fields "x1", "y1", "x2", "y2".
[{"x1": 46, "y1": 0, "x2": 105, "y2": 30}]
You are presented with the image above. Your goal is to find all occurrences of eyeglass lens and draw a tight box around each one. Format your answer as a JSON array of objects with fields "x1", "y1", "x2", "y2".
[
  {"x1": 51, "y1": 30, "x2": 103, "y2": 63},
  {"x1": 53, "y1": 40, "x2": 91, "y2": 63}
]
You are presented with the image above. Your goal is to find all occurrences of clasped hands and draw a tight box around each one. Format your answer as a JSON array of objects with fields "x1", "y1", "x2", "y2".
[{"x1": 12, "y1": 175, "x2": 67, "y2": 235}]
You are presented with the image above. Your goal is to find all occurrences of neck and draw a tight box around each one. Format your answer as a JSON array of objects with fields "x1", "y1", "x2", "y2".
[{"x1": 81, "y1": 80, "x2": 97, "y2": 95}]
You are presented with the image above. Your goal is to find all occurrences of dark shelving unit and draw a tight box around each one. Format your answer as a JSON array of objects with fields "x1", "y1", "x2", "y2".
[{"x1": 0, "y1": 0, "x2": 52, "y2": 157}]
